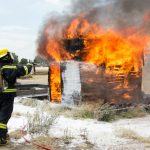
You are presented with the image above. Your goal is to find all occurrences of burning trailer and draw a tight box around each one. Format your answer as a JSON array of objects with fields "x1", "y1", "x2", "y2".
[
  {"x1": 37, "y1": 3, "x2": 150, "y2": 106},
  {"x1": 48, "y1": 37, "x2": 144, "y2": 106}
]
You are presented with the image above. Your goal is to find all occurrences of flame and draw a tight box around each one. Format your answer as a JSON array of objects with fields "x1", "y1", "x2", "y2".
[
  {"x1": 45, "y1": 14, "x2": 150, "y2": 102},
  {"x1": 123, "y1": 93, "x2": 132, "y2": 100},
  {"x1": 45, "y1": 15, "x2": 150, "y2": 73},
  {"x1": 49, "y1": 63, "x2": 61, "y2": 102},
  {"x1": 63, "y1": 16, "x2": 150, "y2": 74}
]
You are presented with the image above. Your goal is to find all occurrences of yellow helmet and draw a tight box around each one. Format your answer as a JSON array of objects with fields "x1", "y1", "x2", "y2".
[{"x1": 0, "y1": 49, "x2": 9, "y2": 58}]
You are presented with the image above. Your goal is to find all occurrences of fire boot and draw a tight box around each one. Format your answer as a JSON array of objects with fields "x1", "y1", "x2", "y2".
[
  {"x1": 6, "y1": 134, "x2": 10, "y2": 140},
  {"x1": 0, "y1": 134, "x2": 10, "y2": 146},
  {"x1": 0, "y1": 123, "x2": 8, "y2": 146},
  {"x1": 0, "y1": 138, "x2": 7, "y2": 146}
]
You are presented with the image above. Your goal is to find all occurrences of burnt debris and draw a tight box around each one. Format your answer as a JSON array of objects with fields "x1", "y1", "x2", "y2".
[{"x1": 64, "y1": 38, "x2": 84, "y2": 53}]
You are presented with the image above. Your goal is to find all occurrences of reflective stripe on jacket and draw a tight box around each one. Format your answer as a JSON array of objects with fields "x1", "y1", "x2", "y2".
[
  {"x1": 0, "y1": 64, "x2": 32, "y2": 93},
  {"x1": 0, "y1": 123, "x2": 7, "y2": 129}
]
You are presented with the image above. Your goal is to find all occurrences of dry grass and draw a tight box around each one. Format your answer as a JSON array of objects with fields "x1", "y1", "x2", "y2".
[
  {"x1": 20, "y1": 98, "x2": 38, "y2": 107},
  {"x1": 94, "y1": 104, "x2": 148, "y2": 122},
  {"x1": 32, "y1": 133, "x2": 94, "y2": 150},
  {"x1": 33, "y1": 135, "x2": 61, "y2": 150},
  {"x1": 80, "y1": 128, "x2": 95, "y2": 149},
  {"x1": 94, "y1": 103, "x2": 116, "y2": 122},
  {"x1": 118, "y1": 107, "x2": 147, "y2": 119},
  {"x1": 63, "y1": 128, "x2": 74, "y2": 145},
  {"x1": 12, "y1": 112, "x2": 22, "y2": 116},
  {"x1": 40, "y1": 100, "x2": 98, "y2": 120},
  {"x1": 37, "y1": 100, "x2": 148, "y2": 122},
  {"x1": 11, "y1": 145, "x2": 38, "y2": 150},
  {"x1": 27, "y1": 109, "x2": 57, "y2": 134},
  {"x1": 20, "y1": 74, "x2": 33, "y2": 79},
  {"x1": 116, "y1": 128, "x2": 150, "y2": 145},
  {"x1": 20, "y1": 98, "x2": 148, "y2": 123},
  {"x1": 9, "y1": 130, "x2": 25, "y2": 140}
]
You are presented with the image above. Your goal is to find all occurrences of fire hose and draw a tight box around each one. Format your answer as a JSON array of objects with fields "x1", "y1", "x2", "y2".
[{"x1": 20, "y1": 126, "x2": 53, "y2": 150}]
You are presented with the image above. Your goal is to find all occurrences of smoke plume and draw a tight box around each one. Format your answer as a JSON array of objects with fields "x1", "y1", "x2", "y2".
[{"x1": 37, "y1": 0, "x2": 150, "y2": 60}]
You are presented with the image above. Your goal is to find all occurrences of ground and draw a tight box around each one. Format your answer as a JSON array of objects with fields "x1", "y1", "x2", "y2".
[
  {"x1": 1, "y1": 60, "x2": 150, "y2": 150},
  {"x1": 0, "y1": 98, "x2": 149, "y2": 150}
]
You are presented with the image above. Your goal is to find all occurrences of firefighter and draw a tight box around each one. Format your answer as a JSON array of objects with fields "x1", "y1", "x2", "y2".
[{"x1": 0, "y1": 48, "x2": 32, "y2": 145}]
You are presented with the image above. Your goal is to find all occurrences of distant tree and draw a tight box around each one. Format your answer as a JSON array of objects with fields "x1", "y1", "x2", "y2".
[
  {"x1": 20, "y1": 58, "x2": 28, "y2": 65},
  {"x1": 34, "y1": 56, "x2": 48, "y2": 66},
  {"x1": 28, "y1": 59, "x2": 33, "y2": 63},
  {"x1": 12, "y1": 53, "x2": 19, "y2": 64}
]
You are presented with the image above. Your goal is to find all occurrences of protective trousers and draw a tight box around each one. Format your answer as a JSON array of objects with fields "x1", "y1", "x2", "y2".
[{"x1": 0, "y1": 93, "x2": 14, "y2": 139}]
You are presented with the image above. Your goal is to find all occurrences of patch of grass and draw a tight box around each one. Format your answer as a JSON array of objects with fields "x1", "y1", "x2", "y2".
[
  {"x1": 9, "y1": 130, "x2": 25, "y2": 140},
  {"x1": 20, "y1": 98, "x2": 38, "y2": 107},
  {"x1": 94, "y1": 104, "x2": 148, "y2": 122},
  {"x1": 27, "y1": 109, "x2": 57, "y2": 134},
  {"x1": 116, "y1": 128, "x2": 150, "y2": 145},
  {"x1": 80, "y1": 128, "x2": 95, "y2": 149},
  {"x1": 33, "y1": 130, "x2": 95, "y2": 150},
  {"x1": 71, "y1": 105, "x2": 95, "y2": 119},
  {"x1": 40, "y1": 101, "x2": 96, "y2": 119},
  {"x1": 11, "y1": 145, "x2": 38, "y2": 150},
  {"x1": 20, "y1": 74, "x2": 33, "y2": 79},
  {"x1": 33, "y1": 135, "x2": 61, "y2": 150},
  {"x1": 94, "y1": 103, "x2": 116, "y2": 122},
  {"x1": 74, "y1": 143, "x2": 95, "y2": 150},
  {"x1": 63, "y1": 128, "x2": 73, "y2": 145},
  {"x1": 12, "y1": 112, "x2": 22, "y2": 116},
  {"x1": 118, "y1": 107, "x2": 147, "y2": 119},
  {"x1": 59, "y1": 105, "x2": 95, "y2": 119},
  {"x1": 23, "y1": 99, "x2": 148, "y2": 123}
]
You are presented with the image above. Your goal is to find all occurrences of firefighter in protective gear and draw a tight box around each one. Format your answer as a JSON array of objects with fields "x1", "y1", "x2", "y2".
[{"x1": 0, "y1": 48, "x2": 32, "y2": 145}]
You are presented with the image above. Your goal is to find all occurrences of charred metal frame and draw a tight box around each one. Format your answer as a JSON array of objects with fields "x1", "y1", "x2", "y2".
[{"x1": 16, "y1": 84, "x2": 48, "y2": 99}]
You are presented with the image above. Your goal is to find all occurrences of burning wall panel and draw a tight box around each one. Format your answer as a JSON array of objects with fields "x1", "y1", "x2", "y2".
[
  {"x1": 48, "y1": 62, "x2": 143, "y2": 105},
  {"x1": 80, "y1": 63, "x2": 143, "y2": 105},
  {"x1": 48, "y1": 61, "x2": 81, "y2": 106},
  {"x1": 49, "y1": 63, "x2": 62, "y2": 102}
]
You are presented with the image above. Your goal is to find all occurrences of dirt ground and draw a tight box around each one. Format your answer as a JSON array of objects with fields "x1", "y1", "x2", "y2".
[
  {"x1": 17, "y1": 66, "x2": 48, "y2": 85},
  {"x1": 17, "y1": 74, "x2": 48, "y2": 85},
  {"x1": 0, "y1": 144, "x2": 37, "y2": 150}
]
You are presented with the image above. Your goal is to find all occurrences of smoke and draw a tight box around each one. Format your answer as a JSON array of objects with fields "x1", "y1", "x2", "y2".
[
  {"x1": 69, "y1": 0, "x2": 150, "y2": 28},
  {"x1": 37, "y1": 14, "x2": 68, "y2": 61},
  {"x1": 121, "y1": 0, "x2": 150, "y2": 13},
  {"x1": 112, "y1": 0, "x2": 150, "y2": 29},
  {"x1": 37, "y1": 0, "x2": 150, "y2": 60}
]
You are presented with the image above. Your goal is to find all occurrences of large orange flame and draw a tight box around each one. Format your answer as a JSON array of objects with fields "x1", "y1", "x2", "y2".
[
  {"x1": 63, "y1": 16, "x2": 150, "y2": 74},
  {"x1": 49, "y1": 63, "x2": 62, "y2": 102}
]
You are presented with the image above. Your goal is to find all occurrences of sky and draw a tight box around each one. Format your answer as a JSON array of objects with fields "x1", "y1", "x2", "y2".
[{"x1": 0, "y1": 0, "x2": 71, "y2": 60}]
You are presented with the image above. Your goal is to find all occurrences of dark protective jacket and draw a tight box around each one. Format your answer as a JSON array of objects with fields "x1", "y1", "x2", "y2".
[
  {"x1": 0, "y1": 64, "x2": 32, "y2": 93},
  {"x1": 0, "y1": 64, "x2": 32, "y2": 140}
]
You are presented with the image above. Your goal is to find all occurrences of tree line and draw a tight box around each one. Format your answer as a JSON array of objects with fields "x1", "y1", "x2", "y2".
[{"x1": 12, "y1": 53, "x2": 48, "y2": 66}]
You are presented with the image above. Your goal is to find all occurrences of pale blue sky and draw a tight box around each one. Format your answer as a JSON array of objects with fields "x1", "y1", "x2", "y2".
[
  {"x1": 0, "y1": 0, "x2": 111, "y2": 60},
  {"x1": 0, "y1": 0, "x2": 71, "y2": 60}
]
